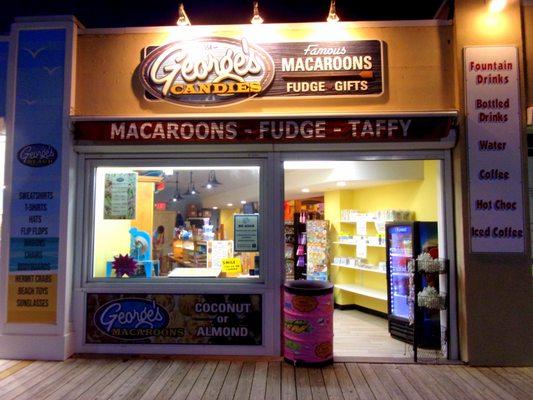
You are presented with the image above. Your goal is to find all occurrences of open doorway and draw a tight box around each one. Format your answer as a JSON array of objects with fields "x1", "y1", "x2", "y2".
[{"x1": 283, "y1": 159, "x2": 445, "y2": 359}]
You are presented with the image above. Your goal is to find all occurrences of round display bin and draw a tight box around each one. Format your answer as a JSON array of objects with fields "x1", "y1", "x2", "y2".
[{"x1": 283, "y1": 280, "x2": 334, "y2": 367}]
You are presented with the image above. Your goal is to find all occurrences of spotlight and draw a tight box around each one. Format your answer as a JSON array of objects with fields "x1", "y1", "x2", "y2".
[
  {"x1": 177, "y1": 3, "x2": 191, "y2": 26},
  {"x1": 327, "y1": 0, "x2": 339, "y2": 23}
]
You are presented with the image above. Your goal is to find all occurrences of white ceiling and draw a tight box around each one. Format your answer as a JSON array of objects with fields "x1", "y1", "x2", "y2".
[{"x1": 152, "y1": 160, "x2": 426, "y2": 208}]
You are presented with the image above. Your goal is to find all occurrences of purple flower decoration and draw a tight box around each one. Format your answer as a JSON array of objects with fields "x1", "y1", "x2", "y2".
[{"x1": 112, "y1": 254, "x2": 138, "y2": 277}]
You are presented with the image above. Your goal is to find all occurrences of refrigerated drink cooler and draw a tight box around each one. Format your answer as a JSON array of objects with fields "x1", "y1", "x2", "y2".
[{"x1": 385, "y1": 221, "x2": 439, "y2": 346}]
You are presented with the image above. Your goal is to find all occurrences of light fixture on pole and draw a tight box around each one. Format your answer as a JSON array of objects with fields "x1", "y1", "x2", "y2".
[
  {"x1": 172, "y1": 172, "x2": 184, "y2": 202},
  {"x1": 251, "y1": 2, "x2": 264, "y2": 24},
  {"x1": 177, "y1": 3, "x2": 191, "y2": 26},
  {"x1": 184, "y1": 171, "x2": 199, "y2": 195},
  {"x1": 327, "y1": 0, "x2": 340, "y2": 23}
]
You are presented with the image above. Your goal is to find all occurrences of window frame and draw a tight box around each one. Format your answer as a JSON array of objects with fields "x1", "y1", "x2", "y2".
[{"x1": 79, "y1": 154, "x2": 270, "y2": 288}]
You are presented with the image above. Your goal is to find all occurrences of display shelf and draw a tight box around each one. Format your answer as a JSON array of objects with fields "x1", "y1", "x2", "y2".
[
  {"x1": 330, "y1": 263, "x2": 386, "y2": 274},
  {"x1": 335, "y1": 284, "x2": 388, "y2": 300},
  {"x1": 333, "y1": 241, "x2": 357, "y2": 245},
  {"x1": 334, "y1": 241, "x2": 385, "y2": 248}
]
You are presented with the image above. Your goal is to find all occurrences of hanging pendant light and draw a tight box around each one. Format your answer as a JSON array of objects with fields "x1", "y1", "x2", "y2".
[
  {"x1": 184, "y1": 171, "x2": 200, "y2": 195},
  {"x1": 204, "y1": 170, "x2": 222, "y2": 189},
  {"x1": 172, "y1": 172, "x2": 184, "y2": 202}
]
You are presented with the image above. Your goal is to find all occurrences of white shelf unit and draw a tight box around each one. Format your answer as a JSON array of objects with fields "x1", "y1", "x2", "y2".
[
  {"x1": 330, "y1": 263, "x2": 386, "y2": 274},
  {"x1": 333, "y1": 240, "x2": 385, "y2": 248},
  {"x1": 335, "y1": 284, "x2": 388, "y2": 301}
]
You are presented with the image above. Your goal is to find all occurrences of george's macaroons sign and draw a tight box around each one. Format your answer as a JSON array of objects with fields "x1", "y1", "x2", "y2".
[{"x1": 138, "y1": 37, "x2": 383, "y2": 107}]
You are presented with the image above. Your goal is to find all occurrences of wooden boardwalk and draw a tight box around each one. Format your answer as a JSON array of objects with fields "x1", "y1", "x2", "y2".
[{"x1": 0, "y1": 357, "x2": 531, "y2": 399}]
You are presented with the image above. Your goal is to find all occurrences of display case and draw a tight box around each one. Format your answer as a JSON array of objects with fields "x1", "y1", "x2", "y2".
[{"x1": 385, "y1": 221, "x2": 437, "y2": 343}]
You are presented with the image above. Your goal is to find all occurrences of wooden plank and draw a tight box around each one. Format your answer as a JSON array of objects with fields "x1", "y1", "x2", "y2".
[
  {"x1": 44, "y1": 359, "x2": 113, "y2": 400},
  {"x1": 122, "y1": 360, "x2": 171, "y2": 400},
  {"x1": 321, "y1": 365, "x2": 344, "y2": 400},
  {"x1": 0, "y1": 360, "x2": 58, "y2": 393},
  {"x1": 53, "y1": 359, "x2": 122, "y2": 400},
  {"x1": 307, "y1": 368, "x2": 328, "y2": 400},
  {"x1": 0, "y1": 360, "x2": 20, "y2": 379},
  {"x1": 381, "y1": 364, "x2": 424, "y2": 400},
  {"x1": 216, "y1": 362, "x2": 243, "y2": 400},
  {"x1": 249, "y1": 361, "x2": 268, "y2": 400},
  {"x1": 498, "y1": 367, "x2": 533, "y2": 393},
  {"x1": 0, "y1": 361, "x2": 28, "y2": 378},
  {"x1": 88, "y1": 359, "x2": 148, "y2": 400},
  {"x1": 280, "y1": 362, "x2": 295, "y2": 400},
  {"x1": 447, "y1": 365, "x2": 502, "y2": 400},
  {"x1": 332, "y1": 363, "x2": 360, "y2": 400},
  {"x1": 13, "y1": 358, "x2": 90, "y2": 400},
  {"x1": 108, "y1": 360, "x2": 159, "y2": 400},
  {"x1": 438, "y1": 366, "x2": 487, "y2": 400},
  {"x1": 348, "y1": 363, "x2": 380, "y2": 400},
  {"x1": 201, "y1": 361, "x2": 230, "y2": 400},
  {"x1": 153, "y1": 361, "x2": 194, "y2": 400},
  {"x1": 478, "y1": 367, "x2": 530, "y2": 400},
  {"x1": 233, "y1": 362, "x2": 256, "y2": 400},
  {"x1": 0, "y1": 361, "x2": 68, "y2": 400},
  {"x1": 294, "y1": 367, "x2": 312, "y2": 400},
  {"x1": 170, "y1": 361, "x2": 206, "y2": 400},
  {"x1": 461, "y1": 366, "x2": 518, "y2": 400},
  {"x1": 76, "y1": 359, "x2": 135, "y2": 400},
  {"x1": 421, "y1": 364, "x2": 472, "y2": 400},
  {"x1": 515, "y1": 367, "x2": 533, "y2": 379},
  {"x1": 265, "y1": 361, "x2": 281, "y2": 400},
  {"x1": 138, "y1": 361, "x2": 185, "y2": 400},
  {"x1": 186, "y1": 361, "x2": 217, "y2": 400},
  {"x1": 395, "y1": 364, "x2": 450, "y2": 400},
  {"x1": 369, "y1": 364, "x2": 408, "y2": 400}
]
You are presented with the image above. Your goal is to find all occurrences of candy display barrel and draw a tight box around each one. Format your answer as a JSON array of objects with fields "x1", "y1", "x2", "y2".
[{"x1": 283, "y1": 280, "x2": 334, "y2": 366}]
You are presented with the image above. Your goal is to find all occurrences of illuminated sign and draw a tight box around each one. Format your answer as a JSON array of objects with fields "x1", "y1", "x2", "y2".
[
  {"x1": 139, "y1": 38, "x2": 384, "y2": 107},
  {"x1": 74, "y1": 116, "x2": 455, "y2": 146},
  {"x1": 139, "y1": 37, "x2": 275, "y2": 107}
]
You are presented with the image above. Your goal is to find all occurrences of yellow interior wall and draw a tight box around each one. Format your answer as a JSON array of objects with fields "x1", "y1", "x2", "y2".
[
  {"x1": 130, "y1": 181, "x2": 155, "y2": 234},
  {"x1": 326, "y1": 160, "x2": 439, "y2": 313},
  {"x1": 219, "y1": 208, "x2": 240, "y2": 240},
  {"x1": 94, "y1": 174, "x2": 156, "y2": 277}
]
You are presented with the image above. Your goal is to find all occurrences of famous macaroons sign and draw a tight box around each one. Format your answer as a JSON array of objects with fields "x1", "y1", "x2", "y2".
[
  {"x1": 138, "y1": 37, "x2": 383, "y2": 107},
  {"x1": 86, "y1": 293, "x2": 262, "y2": 345}
]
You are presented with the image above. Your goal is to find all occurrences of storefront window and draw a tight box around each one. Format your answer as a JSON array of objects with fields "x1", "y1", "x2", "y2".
[{"x1": 91, "y1": 165, "x2": 260, "y2": 280}]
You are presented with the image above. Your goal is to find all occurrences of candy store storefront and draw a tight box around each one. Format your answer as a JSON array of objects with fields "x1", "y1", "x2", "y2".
[{"x1": 0, "y1": 0, "x2": 531, "y2": 367}]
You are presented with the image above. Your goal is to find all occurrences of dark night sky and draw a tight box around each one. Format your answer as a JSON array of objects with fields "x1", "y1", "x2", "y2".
[{"x1": 0, "y1": 1, "x2": 449, "y2": 34}]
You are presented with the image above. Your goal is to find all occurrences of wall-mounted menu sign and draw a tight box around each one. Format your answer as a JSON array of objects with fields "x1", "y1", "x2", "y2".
[
  {"x1": 103, "y1": 173, "x2": 137, "y2": 220},
  {"x1": 464, "y1": 46, "x2": 524, "y2": 253},
  {"x1": 139, "y1": 38, "x2": 383, "y2": 107},
  {"x1": 74, "y1": 116, "x2": 455, "y2": 146}
]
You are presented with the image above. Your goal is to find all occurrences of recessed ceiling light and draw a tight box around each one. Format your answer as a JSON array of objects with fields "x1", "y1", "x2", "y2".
[
  {"x1": 227, "y1": 203, "x2": 233, "y2": 207},
  {"x1": 337, "y1": 181, "x2": 347, "y2": 187},
  {"x1": 301, "y1": 188, "x2": 310, "y2": 193},
  {"x1": 240, "y1": 200, "x2": 246, "y2": 204},
  {"x1": 212, "y1": 206, "x2": 218, "y2": 210}
]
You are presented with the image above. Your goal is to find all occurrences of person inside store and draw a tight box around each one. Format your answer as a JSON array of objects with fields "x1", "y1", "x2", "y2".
[{"x1": 153, "y1": 225, "x2": 165, "y2": 273}]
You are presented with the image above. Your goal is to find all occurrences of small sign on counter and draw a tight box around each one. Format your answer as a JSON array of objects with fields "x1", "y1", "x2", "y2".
[{"x1": 221, "y1": 258, "x2": 242, "y2": 276}]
